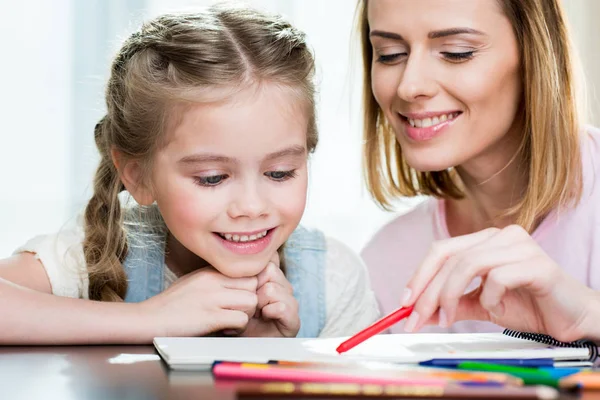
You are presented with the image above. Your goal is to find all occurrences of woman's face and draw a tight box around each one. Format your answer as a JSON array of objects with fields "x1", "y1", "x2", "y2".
[{"x1": 368, "y1": 0, "x2": 522, "y2": 173}]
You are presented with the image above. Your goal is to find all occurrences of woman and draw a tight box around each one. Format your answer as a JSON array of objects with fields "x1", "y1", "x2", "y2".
[{"x1": 359, "y1": 0, "x2": 600, "y2": 342}]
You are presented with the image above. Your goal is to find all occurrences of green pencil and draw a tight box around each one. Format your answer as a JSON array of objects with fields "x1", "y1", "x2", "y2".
[{"x1": 456, "y1": 362, "x2": 560, "y2": 388}]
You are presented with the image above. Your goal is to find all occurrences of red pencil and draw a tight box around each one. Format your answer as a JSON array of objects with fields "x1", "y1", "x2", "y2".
[{"x1": 336, "y1": 306, "x2": 414, "y2": 354}]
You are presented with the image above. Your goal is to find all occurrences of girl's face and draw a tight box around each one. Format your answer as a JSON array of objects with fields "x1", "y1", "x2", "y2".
[
  {"x1": 368, "y1": 0, "x2": 522, "y2": 174},
  {"x1": 151, "y1": 84, "x2": 309, "y2": 278}
]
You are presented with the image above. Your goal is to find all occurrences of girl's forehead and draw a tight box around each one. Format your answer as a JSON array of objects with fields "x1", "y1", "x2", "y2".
[{"x1": 160, "y1": 84, "x2": 310, "y2": 158}]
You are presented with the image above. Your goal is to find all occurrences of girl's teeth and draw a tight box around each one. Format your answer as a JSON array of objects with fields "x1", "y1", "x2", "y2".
[
  {"x1": 408, "y1": 112, "x2": 458, "y2": 128},
  {"x1": 219, "y1": 230, "x2": 269, "y2": 242}
]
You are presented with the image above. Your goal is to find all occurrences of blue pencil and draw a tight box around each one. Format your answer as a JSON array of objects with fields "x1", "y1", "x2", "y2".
[{"x1": 420, "y1": 358, "x2": 555, "y2": 368}]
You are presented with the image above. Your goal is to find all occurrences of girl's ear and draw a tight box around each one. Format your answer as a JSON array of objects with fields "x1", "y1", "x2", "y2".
[{"x1": 111, "y1": 148, "x2": 155, "y2": 206}]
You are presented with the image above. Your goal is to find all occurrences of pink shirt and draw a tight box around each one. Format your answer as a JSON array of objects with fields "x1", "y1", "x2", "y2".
[{"x1": 361, "y1": 126, "x2": 600, "y2": 334}]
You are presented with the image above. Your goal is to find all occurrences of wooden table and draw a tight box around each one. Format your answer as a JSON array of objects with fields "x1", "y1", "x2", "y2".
[
  {"x1": 0, "y1": 345, "x2": 231, "y2": 400},
  {"x1": 0, "y1": 345, "x2": 599, "y2": 400}
]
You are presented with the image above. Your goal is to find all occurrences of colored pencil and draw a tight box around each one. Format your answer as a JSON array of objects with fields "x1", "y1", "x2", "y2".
[
  {"x1": 336, "y1": 306, "x2": 413, "y2": 354},
  {"x1": 232, "y1": 381, "x2": 560, "y2": 399}
]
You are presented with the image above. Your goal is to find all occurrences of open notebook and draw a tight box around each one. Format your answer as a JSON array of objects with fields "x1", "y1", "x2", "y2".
[{"x1": 154, "y1": 332, "x2": 597, "y2": 371}]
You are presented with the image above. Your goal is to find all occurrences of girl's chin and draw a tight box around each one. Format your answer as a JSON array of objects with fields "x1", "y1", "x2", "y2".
[{"x1": 213, "y1": 258, "x2": 271, "y2": 279}]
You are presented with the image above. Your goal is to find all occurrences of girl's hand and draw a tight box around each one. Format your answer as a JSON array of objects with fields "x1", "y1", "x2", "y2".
[
  {"x1": 241, "y1": 253, "x2": 300, "y2": 337},
  {"x1": 402, "y1": 225, "x2": 600, "y2": 342},
  {"x1": 140, "y1": 267, "x2": 258, "y2": 337}
]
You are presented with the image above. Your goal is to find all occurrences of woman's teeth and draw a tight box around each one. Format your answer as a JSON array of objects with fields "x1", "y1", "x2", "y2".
[
  {"x1": 408, "y1": 112, "x2": 460, "y2": 128},
  {"x1": 218, "y1": 230, "x2": 268, "y2": 242}
]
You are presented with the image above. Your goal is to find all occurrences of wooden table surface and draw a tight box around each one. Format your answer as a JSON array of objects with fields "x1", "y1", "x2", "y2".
[{"x1": 0, "y1": 345, "x2": 598, "y2": 400}]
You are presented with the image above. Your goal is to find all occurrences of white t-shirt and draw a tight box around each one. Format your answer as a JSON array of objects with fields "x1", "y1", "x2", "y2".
[{"x1": 14, "y1": 219, "x2": 379, "y2": 338}]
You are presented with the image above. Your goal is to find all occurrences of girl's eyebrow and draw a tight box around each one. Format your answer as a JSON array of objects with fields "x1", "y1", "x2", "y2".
[
  {"x1": 370, "y1": 27, "x2": 486, "y2": 41},
  {"x1": 177, "y1": 145, "x2": 307, "y2": 165},
  {"x1": 264, "y1": 145, "x2": 307, "y2": 161}
]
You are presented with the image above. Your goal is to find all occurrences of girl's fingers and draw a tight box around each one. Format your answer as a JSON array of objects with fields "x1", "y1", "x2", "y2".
[
  {"x1": 256, "y1": 281, "x2": 292, "y2": 310},
  {"x1": 257, "y1": 262, "x2": 293, "y2": 294},
  {"x1": 217, "y1": 289, "x2": 258, "y2": 319},
  {"x1": 212, "y1": 309, "x2": 251, "y2": 332},
  {"x1": 261, "y1": 301, "x2": 300, "y2": 336},
  {"x1": 221, "y1": 275, "x2": 259, "y2": 292},
  {"x1": 403, "y1": 227, "x2": 500, "y2": 307}
]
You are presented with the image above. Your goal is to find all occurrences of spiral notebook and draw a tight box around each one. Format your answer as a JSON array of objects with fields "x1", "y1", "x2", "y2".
[{"x1": 154, "y1": 330, "x2": 598, "y2": 371}]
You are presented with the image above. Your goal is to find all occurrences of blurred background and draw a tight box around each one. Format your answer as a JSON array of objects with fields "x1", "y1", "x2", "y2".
[{"x1": 1, "y1": 0, "x2": 598, "y2": 257}]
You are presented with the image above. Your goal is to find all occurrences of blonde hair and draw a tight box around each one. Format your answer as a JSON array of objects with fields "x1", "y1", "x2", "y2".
[
  {"x1": 359, "y1": 0, "x2": 582, "y2": 231},
  {"x1": 84, "y1": 5, "x2": 317, "y2": 301}
]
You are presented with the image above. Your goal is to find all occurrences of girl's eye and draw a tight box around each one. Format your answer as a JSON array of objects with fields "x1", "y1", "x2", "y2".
[
  {"x1": 376, "y1": 53, "x2": 406, "y2": 64},
  {"x1": 195, "y1": 174, "x2": 228, "y2": 187},
  {"x1": 441, "y1": 51, "x2": 475, "y2": 62},
  {"x1": 266, "y1": 170, "x2": 297, "y2": 181}
]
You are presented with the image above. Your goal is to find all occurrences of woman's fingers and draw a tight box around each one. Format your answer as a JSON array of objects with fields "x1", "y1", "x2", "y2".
[
  {"x1": 407, "y1": 225, "x2": 542, "y2": 331},
  {"x1": 403, "y1": 227, "x2": 500, "y2": 307},
  {"x1": 405, "y1": 255, "x2": 457, "y2": 331},
  {"x1": 439, "y1": 242, "x2": 538, "y2": 324},
  {"x1": 477, "y1": 261, "x2": 546, "y2": 317}
]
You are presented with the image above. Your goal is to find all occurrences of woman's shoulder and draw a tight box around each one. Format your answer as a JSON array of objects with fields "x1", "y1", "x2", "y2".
[
  {"x1": 361, "y1": 198, "x2": 437, "y2": 256},
  {"x1": 583, "y1": 125, "x2": 600, "y2": 171}
]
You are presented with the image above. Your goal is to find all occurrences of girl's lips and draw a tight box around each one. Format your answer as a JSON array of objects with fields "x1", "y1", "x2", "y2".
[{"x1": 214, "y1": 227, "x2": 276, "y2": 255}]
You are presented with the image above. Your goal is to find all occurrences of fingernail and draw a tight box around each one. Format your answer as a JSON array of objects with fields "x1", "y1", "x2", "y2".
[
  {"x1": 401, "y1": 288, "x2": 412, "y2": 307},
  {"x1": 439, "y1": 308, "x2": 448, "y2": 328},
  {"x1": 404, "y1": 311, "x2": 419, "y2": 332}
]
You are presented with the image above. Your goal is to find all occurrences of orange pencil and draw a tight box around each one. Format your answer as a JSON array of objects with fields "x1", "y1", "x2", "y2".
[{"x1": 336, "y1": 306, "x2": 414, "y2": 354}]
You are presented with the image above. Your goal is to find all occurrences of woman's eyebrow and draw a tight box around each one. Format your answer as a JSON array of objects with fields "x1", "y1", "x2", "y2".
[{"x1": 428, "y1": 27, "x2": 486, "y2": 39}]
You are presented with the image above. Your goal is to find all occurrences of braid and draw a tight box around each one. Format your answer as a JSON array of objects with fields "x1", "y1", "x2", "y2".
[{"x1": 83, "y1": 118, "x2": 129, "y2": 301}]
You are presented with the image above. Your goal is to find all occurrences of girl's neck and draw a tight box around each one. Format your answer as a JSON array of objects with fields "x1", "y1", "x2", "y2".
[
  {"x1": 164, "y1": 233, "x2": 209, "y2": 277},
  {"x1": 445, "y1": 128, "x2": 527, "y2": 237}
]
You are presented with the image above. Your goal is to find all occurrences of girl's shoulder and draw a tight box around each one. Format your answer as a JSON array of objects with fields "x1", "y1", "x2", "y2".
[
  {"x1": 284, "y1": 224, "x2": 369, "y2": 287},
  {"x1": 12, "y1": 218, "x2": 88, "y2": 298}
]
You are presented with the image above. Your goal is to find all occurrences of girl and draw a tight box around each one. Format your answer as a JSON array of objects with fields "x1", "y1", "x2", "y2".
[
  {"x1": 359, "y1": 0, "x2": 600, "y2": 341},
  {"x1": 0, "y1": 4, "x2": 378, "y2": 344}
]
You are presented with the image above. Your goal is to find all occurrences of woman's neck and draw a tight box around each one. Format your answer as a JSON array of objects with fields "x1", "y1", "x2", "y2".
[
  {"x1": 445, "y1": 129, "x2": 527, "y2": 237},
  {"x1": 164, "y1": 234, "x2": 209, "y2": 277}
]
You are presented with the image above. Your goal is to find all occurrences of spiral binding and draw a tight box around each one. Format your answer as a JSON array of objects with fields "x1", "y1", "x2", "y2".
[{"x1": 503, "y1": 329, "x2": 598, "y2": 361}]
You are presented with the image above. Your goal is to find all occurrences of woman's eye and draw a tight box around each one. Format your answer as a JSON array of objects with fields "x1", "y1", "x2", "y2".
[
  {"x1": 195, "y1": 174, "x2": 228, "y2": 187},
  {"x1": 441, "y1": 51, "x2": 475, "y2": 62},
  {"x1": 376, "y1": 53, "x2": 406, "y2": 64},
  {"x1": 266, "y1": 170, "x2": 297, "y2": 181}
]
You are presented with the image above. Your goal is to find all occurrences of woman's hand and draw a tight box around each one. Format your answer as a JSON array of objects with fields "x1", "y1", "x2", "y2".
[
  {"x1": 402, "y1": 225, "x2": 600, "y2": 342},
  {"x1": 241, "y1": 253, "x2": 300, "y2": 338},
  {"x1": 140, "y1": 267, "x2": 258, "y2": 337}
]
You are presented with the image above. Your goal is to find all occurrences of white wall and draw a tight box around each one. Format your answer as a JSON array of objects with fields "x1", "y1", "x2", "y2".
[{"x1": 0, "y1": 0, "x2": 72, "y2": 256}]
